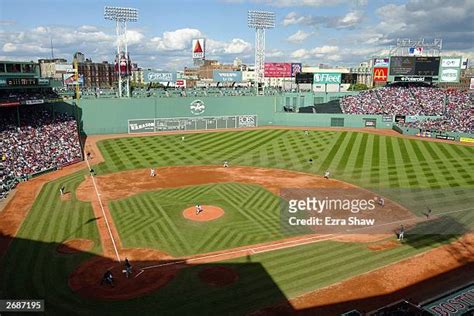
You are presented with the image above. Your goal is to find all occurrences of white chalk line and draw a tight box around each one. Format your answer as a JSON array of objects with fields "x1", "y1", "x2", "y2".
[{"x1": 85, "y1": 157, "x2": 121, "y2": 263}]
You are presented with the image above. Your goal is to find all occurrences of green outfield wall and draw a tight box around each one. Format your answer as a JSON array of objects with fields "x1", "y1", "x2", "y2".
[{"x1": 70, "y1": 95, "x2": 398, "y2": 135}]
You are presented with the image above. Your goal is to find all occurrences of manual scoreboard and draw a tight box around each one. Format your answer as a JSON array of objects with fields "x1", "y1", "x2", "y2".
[{"x1": 128, "y1": 115, "x2": 258, "y2": 134}]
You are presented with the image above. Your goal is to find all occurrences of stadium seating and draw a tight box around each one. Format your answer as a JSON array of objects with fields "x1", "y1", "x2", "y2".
[
  {"x1": 0, "y1": 108, "x2": 82, "y2": 199},
  {"x1": 341, "y1": 87, "x2": 473, "y2": 134}
]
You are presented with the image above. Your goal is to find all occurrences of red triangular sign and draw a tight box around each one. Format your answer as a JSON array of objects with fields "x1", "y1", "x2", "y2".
[{"x1": 194, "y1": 40, "x2": 203, "y2": 53}]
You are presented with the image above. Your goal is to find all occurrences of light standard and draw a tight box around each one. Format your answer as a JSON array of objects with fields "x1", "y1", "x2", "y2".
[
  {"x1": 248, "y1": 10, "x2": 275, "y2": 95},
  {"x1": 104, "y1": 6, "x2": 138, "y2": 98}
]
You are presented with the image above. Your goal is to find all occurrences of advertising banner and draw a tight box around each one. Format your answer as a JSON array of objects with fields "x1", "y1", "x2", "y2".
[
  {"x1": 441, "y1": 58, "x2": 461, "y2": 68},
  {"x1": 212, "y1": 70, "x2": 242, "y2": 82},
  {"x1": 290, "y1": 63, "x2": 302, "y2": 77},
  {"x1": 176, "y1": 79, "x2": 186, "y2": 87},
  {"x1": 374, "y1": 58, "x2": 389, "y2": 67},
  {"x1": 313, "y1": 72, "x2": 341, "y2": 84},
  {"x1": 63, "y1": 74, "x2": 83, "y2": 85},
  {"x1": 373, "y1": 67, "x2": 388, "y2": 82},
  {"x1": 439, "y1": 68, "x2": 460, "y2": 82},
  {"x1": 143, "y1": 70, "x2": 176, "y2": 83},
  {"x1": 409, "y1": 47, "x2": 423, "y2": 56},
  {"x1": 264, "y1": 63, "x2": 291, "y2": 77},
  {"x1": 394, "y1": 76, "x2": 432, "y2": 83},
  {"x1": 128, "y1": 119, "x2": 155, "y2": 134},
  {"x1": 192, "y1": 38, "x2": 205, "y2": 60}
]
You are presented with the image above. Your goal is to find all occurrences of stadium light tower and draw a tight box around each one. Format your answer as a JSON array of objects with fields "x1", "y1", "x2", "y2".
[
  {"x1": 248, "y1": 10, "x2": 275, "y2": 95},
  {"x1": 104, "y1": 6, "x2": 138, "y2": 98}
]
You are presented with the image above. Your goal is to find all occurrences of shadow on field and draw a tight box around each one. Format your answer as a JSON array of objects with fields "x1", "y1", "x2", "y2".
[
  {"x1": 1, "y1": 231, "x2": 473, "y2": 315},
  {"x1": 0, "y1": 232, "x2": 291, "y2": 315}
]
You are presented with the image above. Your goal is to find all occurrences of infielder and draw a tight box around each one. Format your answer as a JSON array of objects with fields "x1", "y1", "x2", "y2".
[
  {"x1": 324, "y1": 170, "x2": 330, "y2": 179},
  {"x1": 223, "y1": 160, "x2": 229, "y2": 168},
  {"x1": 150, "y1": 168, "x2": 156, "y2": 177},
  {"x1": 123, "y1": 258, "x2": 132, "y2": 278},
  {"x1": 398, "y1": 225, "x2": 405, "y2": 241}
]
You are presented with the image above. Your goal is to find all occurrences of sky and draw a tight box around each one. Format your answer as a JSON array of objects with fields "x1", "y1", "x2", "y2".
[{"x1": 0, "y1": 0, "x2": 473, "y2": 70}]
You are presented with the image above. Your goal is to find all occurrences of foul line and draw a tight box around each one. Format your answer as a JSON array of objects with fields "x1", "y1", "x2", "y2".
[{"x1": 85, "y1": 158, "x2": 121, "y2": 263}]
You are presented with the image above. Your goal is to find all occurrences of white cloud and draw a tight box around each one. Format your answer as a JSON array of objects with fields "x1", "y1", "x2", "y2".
[
  {"x1": 291, "y1": 45, "x2": 339, "y2": 60},
  {"x1": 282, "y1": 12, "x2": 307, "y2": 26},
  {"x1": 150, "y1": 28, "x2": 202, "y2": 51},
  {"x1": 282, "y1": 10, "x2": 364, "y2": 29},
  {"x1": 287, "y1": 30, "x2": 312, "y2": 43},
  {"x1": 291, "y1": 48, "x2": 308, "y2": 59}
]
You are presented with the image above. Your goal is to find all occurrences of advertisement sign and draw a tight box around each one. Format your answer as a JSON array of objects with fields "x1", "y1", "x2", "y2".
[
  {"x1": 114, "y1": 51, "x2": 132, "y2": 76},
  {"x1": 374, "y1": 58, "x2": 390, "y2": 67},
  {"x1": 460, "y1": 137, "x2": 474, "y2": 143},
  {"x1": 439, "y1": 68, "x2": 460, "y2": 82},
  {"x1": 237, "y1": 115, "x2": 257, "y2": 128},
  {"x1": 290, "y1": 63, "x2": 302, "y2": 77},
  {"x1": 373, "y1": 67, "x2": 388, "y2": 82},
  {"x1": 55, "y1": 64, "x2": 73, "y2": 72},
  {"x1": 264, "y1": 63, "x2": 291, "y2": 77},
  {"x1": 441, "y1": 58, "x2": 461, "y2": 68},
  {"x1": 63, "y1": 74, "x2": 83, "y2": 85},
  {"x1": 394, "y1": 76, "x2": 432, "y2": 83},
  {"x1": 143, "y1": 70, "x2": 176, "y2": 83},
  {"x1": 192, "y1": 38, "x2": 205, "y2": 60},
  {"x1": 176, "y1": 79, "x2": 186, "y2": 87},
  {"x1": 212, "y1": 70, "x2": 242, "y2": 82},
  {"x1": 128, "y1": 119, "x2": 155, "y2": 134},
  {"x1": 313, "y1": 72, "x2": 341, "y2": 84}
]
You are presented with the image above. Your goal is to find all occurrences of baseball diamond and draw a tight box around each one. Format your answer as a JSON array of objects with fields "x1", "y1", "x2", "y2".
[{"x1": 1, "y1": 2, "x2": 474, "y2": 315}]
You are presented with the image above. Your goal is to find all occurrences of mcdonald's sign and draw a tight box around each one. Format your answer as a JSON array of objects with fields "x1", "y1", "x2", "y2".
[{"x1": 373, "y1": 67, "x2": 388, "y2": 82}]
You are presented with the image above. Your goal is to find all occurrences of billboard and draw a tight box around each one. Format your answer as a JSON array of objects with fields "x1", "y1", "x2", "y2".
[
  {"x1": 291, "y1": 63, "x2": 302, "y2": 77},
  {"x1": 192, "y1": 38, "x2": 205, "y2": 60},
  {"x1": 295, "y1": 72, "x2": 313, "y2": 84},
  {"x1": 394, "y1": 76, "x2": 432, "y2": 83},
  {"x1": 389, "y1": 56, "x2": 415, "y2": 75},
  {"x1": 373, "y1": 67, "x2": 388, "y2": 82},
  {"x1": 414, "y1": 57, "x2": 440, "y2": 76},
  {"x1": 212, "y1": 70, "x2": 242, "y2": 82},
  {"x1": 264, "y1": 63, "x2": 291, "y2": 77},
  {"x1": 374, "y1": 58, "x2": 389, "y2": 67},
  {"x1": 114, "y1": 51, "x2": 132, "y2": 76},
  {"x1": 143, "y1": 70, "x2": 176, "y2": 83},
  {"x1": 441, "y1": 58, "x2": 461, "y2": 68},
  {"x1": 313, "y1": 72, "x2": 341, "y2": 84},
  {"x1": 63, "y1": 74, "x2": 83, "y2": 85},
  {"x1": 439, "y1": 57, "x2": 461, "y2": 83}
]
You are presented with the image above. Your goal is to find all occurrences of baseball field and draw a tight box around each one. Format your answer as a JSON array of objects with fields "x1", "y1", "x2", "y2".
[{"x1": 0, "y1": 128, "x2": 473, "y2": 315}]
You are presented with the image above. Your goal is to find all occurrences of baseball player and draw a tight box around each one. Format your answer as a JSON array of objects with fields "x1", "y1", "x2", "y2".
[
  {"x1": 398, "y1": 225, "x2": 405, "y2": 241},
  {"x1": 426, "y1": 207, "x2": 432, "y2": 219},
  {"x1": 181, "y1": 136, "x2": 185, "y2": 141},
  {"x1": 123, "y1": 258, "x2": 132, "y2": 278},
  {"x1": 59, "y1": 185, "x2": 65, "y2": 196},
  {"x1": 223, "y1": 160, "x2": 229, "y2": 168},
  {"x1": 309, "y1": 158, "x2": 313, "y2": 164},
  {"x1": 378, "y1": 197, "x2": 385, "y2": 207},
  {"x1": 304, "y1": 130, "x2": 309, "y2": 136},
  {"x1": 100, "y1": 270, "x2": 114, "y2": 287},
  {"x1": 150, "y1": 168, "x2": 156, "y2": 177},
  {"x1": 195, "y1": 204, "x2": 201, "y2": 215},
  {"x1": 324, "y1": 170, "x2": 330, "y2": 179}
]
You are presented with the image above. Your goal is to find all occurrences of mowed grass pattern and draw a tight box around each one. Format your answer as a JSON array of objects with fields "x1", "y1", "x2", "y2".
[
  {"x1": 1, "y1": 129, "x2": 473, "y2": 315},
  {"x1": 110, "y1": 183, "x2": 303, "y2": 256}
]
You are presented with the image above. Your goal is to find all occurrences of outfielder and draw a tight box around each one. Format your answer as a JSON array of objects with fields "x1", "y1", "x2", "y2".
[{"x1": 398, "y1": 225, "x2": 405, "y2": 241}]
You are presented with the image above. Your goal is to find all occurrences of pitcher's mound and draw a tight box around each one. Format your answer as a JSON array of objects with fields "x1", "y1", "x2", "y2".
[{"x1": 183, "y1": 205, "x2": 224, "y2": 222}]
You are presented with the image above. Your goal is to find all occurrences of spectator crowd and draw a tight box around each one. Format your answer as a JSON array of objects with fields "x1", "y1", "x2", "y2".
[
  {"x1": 0, "y1": 109, "x2": 82, "y2": 200},
  {"x1": 341, "y1": 87, "x2": 473, "y2": 134}
]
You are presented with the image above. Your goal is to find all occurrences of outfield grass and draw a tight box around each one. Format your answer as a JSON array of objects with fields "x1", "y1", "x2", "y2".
[{"x1": 1, "y1": 129, "x2": 473, "y2": 315}]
